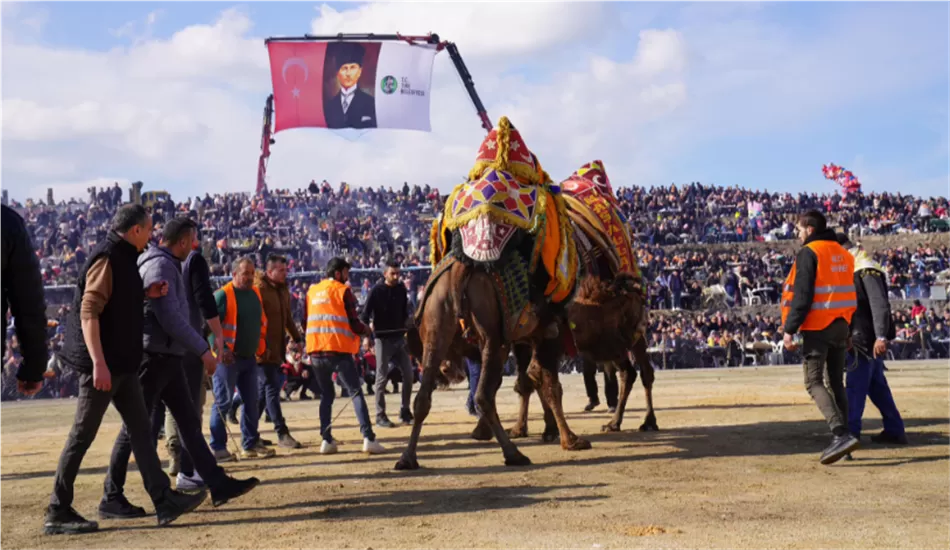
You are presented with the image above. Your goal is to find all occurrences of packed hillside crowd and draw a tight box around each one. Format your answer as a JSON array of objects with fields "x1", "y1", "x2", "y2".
[{"x1": 3, "y1": 180, "x2": 949, "y2": 400}]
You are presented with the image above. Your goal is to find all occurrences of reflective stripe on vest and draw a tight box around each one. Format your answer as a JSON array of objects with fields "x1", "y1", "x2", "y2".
[
  {"x1": 219, "y1": 282, "x2": 268, "y2": 357},
  {"x1": 305, "y1": 279, "x2": 360, "y2": 355},
  {"x1": 780, "y1": 240, "x2": 857, "y2": 332}
]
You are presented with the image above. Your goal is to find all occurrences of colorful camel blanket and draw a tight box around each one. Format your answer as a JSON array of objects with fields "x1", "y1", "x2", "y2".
[
  {"x1": 560, "y1": 160, "x2": 642, "y2": 284},
  {"x1": 429, "y1": 116, "x2": 578, "y2": 305}
]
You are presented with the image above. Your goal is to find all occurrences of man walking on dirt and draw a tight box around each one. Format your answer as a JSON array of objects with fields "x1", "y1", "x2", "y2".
[
  {"x1": 361, "y1": 260, "x2": 415, "y2": 427},
  {"x1": 209, "y1": 256, "x2": 276, "y2": 460},
  {"x1": 254, "y1": 254, "x2": 305, "y2": 448},
  {"x1": 782, "y1": 210, "x2": 859, "y2": 465},
  {"x1": 45, "y1": 205, "x2": 206, "y2": 534},
  {"x1": 836, "y1": 233, "x2": 907, "y2": 445},
  {"x1": 99, "y1": 217, "x2": 259, "y2": 516},
  {"x1": 164, "y1": 237, "x2": 227, "y2": 479},
  {"x1": 307, "y1": 257, "x2": 385, "y2": 455}
]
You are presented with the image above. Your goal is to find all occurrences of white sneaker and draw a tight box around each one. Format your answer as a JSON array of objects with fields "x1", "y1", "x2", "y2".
[
  {"x1": 176, "y1": 472, "x2": 205, "y2": 491},
  {"x1": 320, "y1": 440, "x2": 339, "y2": 454},
  {"x1": 362, "y1": 438, "x2": 386, "y2": 454}
]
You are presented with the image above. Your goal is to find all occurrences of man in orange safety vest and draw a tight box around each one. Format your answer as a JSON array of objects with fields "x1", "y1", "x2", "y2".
[{"x1": 782, "y1": 210, "x2": 858, "y2": 465}]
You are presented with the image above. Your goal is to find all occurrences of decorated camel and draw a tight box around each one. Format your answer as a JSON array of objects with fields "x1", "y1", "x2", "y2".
[
  {"x1": 446, "y1": 161, "x2": 658, "y2": 441},
  {"x1": 396, "y1": 116, "x2": 590, "y2": 470},
  {"x1": 507, "y1": 161, "x2": 658, "y2": 438}
]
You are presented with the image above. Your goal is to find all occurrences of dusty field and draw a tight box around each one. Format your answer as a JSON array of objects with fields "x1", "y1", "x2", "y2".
[{"x1": 2, "y1": 361, "x2": 948, "y2": 549}]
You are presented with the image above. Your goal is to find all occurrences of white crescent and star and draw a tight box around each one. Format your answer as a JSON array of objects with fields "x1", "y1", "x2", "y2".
[{"x1": 281, "y1": 57, "x2": 309, "y2": 100}]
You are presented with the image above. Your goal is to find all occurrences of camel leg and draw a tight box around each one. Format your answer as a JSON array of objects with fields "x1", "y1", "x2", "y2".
[
  {"x1": 471, "y1": 369, "x2": 501, "y2": 441},
  {"x1": 603, "y1": 359, "x2": 636, "y2": 432},
  {"x1": 475, "y1": 342, "x2": 531, "y2": 466},
  {"x1": 526, "y1": 357, "x2": 560, "y2": 443},
  {"x1": 394, "y1": 366, "x2": 440, "y2": 470},
  {"x1": 395, "y1": 287, "x2": 456, "y2": 471},
  {"x1": 540, "y1": 399, "x2": 559, "y2": 443},
  {"x1": 632, "y1": 337, "x2": 659, "y2": 431},
  {"x1": 533, "y1": 326, "x2": 591, "y2": 451},
  {"x1": 506, "y1": 343, "x2": 534, "y2": 439}
]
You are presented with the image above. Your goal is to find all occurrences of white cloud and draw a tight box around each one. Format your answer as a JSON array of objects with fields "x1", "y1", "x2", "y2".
[
  {"x1": 1, "y1": 3, "x2": 947, "y2": 202},
  {"x1": 310, "y1": 2, "x2": 608, "y2": 60}
]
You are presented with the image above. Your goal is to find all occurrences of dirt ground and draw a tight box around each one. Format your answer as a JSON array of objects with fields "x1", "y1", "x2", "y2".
[{"x1": 2, "y1": 361, "x2": 948, "y2": 549}]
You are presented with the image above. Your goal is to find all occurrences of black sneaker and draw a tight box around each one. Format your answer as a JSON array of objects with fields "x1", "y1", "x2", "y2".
[
  {"x1": 98, "y1": 494, "x2": 147, "y2": 519},
  {"x1": 44, "y1": 506, "x2": 99, "y2": 535},
  {"x1": 607, "y1": 407, "x2": 617, "y2": 414},
  {"x1": 227, "y1": 408, "x2": 239, "y2": 425},
  {"x1": 870, "y1": 430, "x2": 908, "y2": 445},
  {"x1": 583, "y1": 400, "x2": 600, "y2": 412},
  {"x1": 210, "y1": 476, "x2": 260, "y2": 507},
  {"x1": 377, "y1": 415, "x2": 396, "y2": 428},
  {"x1": 259, "y1": 438, "x2": 274, "y2": 447},
  {"x1": 155, "y1": 488, "x2": 207, "y2": 527},
  {"x1": 399, "y1": 408, "x2": 413, "y2": 425},
  {"x1": 820, "y1": 434, "x2": 860, "y2": 465}
]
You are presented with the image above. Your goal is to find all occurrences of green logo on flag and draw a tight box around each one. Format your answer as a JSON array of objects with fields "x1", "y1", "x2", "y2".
[{"x1": 380, "y1": 75, "x2": 398, "y2": 95}]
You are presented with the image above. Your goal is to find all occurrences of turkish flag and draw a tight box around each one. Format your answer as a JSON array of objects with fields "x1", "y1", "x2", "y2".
[{"x1": 267, "y1": 41, "x2": 327, "y2": 132}]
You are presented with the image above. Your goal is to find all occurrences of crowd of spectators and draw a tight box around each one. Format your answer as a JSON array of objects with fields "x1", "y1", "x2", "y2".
[{"x1": 3, "y1": 180, "x2": 948, "y2": 400}]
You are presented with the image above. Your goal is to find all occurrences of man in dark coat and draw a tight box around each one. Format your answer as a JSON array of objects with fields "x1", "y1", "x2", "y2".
[
  {"x1": 836, "y1": 233, "x2": 907, "y2": 445},
  {"x1": 323, "y1": 42, "x2": 377, "y2": 129},
  {"x1": 1, "y1": 205, "x2": 48, "y2": 395}
]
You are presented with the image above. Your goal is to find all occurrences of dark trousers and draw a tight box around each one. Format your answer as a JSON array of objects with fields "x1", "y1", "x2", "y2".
[
  {"x1": 50, "y1": 371, "x2": 170, "y2": 509},
  {"x1": 583, "y1": 363, "x2": 618, "y2": 408},
  {"x1": 231, "y1": 363, "x2": 289, "y2": 435},
  {"x1": 176, "y1": 353, "x2": 206, "y2": 478},
  {"x1": 103, "y1": 353, "x2": 226, "y2": 500},
  {"x1": 846, "y1": 352, "x2": 906, "y2": 438},
  {"x1": 802, "y1": 318, "x2": 850, "y2": 435},
  {"x1": 374, "y1": 337, "x2": 413, "y2": 418},
  {"x1": 312, "y1": 354, "x2": 375, "y2": 443}
]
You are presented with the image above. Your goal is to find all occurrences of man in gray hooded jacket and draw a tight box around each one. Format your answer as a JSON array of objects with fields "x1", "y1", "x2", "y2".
[{"x1": 98, "y1": 217, "x2": 258, "y2": 520}]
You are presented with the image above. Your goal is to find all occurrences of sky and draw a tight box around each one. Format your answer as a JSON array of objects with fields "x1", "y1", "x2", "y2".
[{"x1": 2, "y1": 1, "x2": 948, "y2": 203}]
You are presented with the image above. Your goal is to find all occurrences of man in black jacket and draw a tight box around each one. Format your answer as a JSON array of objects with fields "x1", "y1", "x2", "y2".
[
  {"x1": 46, "y1": 205, "x2": 205, "y2": 534},
  {"x1": 360, "y1": 260, "x2": 414, "y2": 427},
  {"x1": 782, "y1": 210, "x2": 859, "y2": 465},
  {"x1": 836, "y1": 233, "x2": 907, "y2": 445},
  {"x1": 1, "y1": 205, "x2": 48, "y2": 396}
]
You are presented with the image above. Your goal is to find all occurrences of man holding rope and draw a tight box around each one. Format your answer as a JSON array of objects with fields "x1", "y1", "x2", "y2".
[
  {"x1": 360, "y1": 260, "x2": 415, "y2": 427},
  {"x1": 307, "y1": 257, "x2": 385, "y2": 455}
]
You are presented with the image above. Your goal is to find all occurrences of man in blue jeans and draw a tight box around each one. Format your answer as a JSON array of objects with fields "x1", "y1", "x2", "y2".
[
  {"x1": 229, "y1": 255, "x2": 304, "y2": 449},
  {"x1": 306, "y1": 257, "x2": 385, "y2": 455},
  {"x1": 209, "y1": 257, "x2": 276, "y2": 460},
  {"x1": 837, "y1": 234, "x2": 907, "y2": 445}
]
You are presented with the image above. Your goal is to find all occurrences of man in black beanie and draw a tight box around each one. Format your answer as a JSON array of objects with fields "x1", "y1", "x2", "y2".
[{"x1": 324, "y1": 42, "x2": 377, "y2": 129}]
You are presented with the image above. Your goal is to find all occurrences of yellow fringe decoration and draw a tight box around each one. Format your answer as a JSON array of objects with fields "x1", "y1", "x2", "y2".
[{"x1": 428, "y1": 216, "x2": 441, "y2": 267}]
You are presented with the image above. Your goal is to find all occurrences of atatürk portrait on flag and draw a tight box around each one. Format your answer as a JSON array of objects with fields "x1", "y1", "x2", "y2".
[{"x1": 323, "y1": 42, "x2": 378, "y2": 129}]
